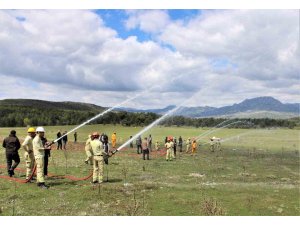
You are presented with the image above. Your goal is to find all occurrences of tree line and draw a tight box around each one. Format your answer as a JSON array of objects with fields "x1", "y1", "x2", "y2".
[{"x1": 0, "y1": 105, "x2": 298, "y2": 128}]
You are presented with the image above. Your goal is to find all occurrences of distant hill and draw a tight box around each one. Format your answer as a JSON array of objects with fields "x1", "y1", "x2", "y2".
[
  {"x1": 117, "y1": 97, "x2": 299, "y2": 119},
  {"x1": 0, "y1": 99, "x2": 105, "y2": 112}
]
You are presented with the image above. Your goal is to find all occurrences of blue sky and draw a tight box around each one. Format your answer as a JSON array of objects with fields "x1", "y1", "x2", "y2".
[{"x1": 95, "y1": 9, "x2": 200, "y2": 42}]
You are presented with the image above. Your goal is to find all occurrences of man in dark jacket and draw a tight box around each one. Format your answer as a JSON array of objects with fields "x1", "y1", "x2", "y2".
[
  {"x1": 178, "y1": 136, "x2": 183, "y2": 152},
  {"x1": 56, "y1": 130, "x2": 62, "y2": 150},
  {"x1": 2, "y1": 130, "x2": 21, "y2": 177},
  {"x1": 62, "y1": 131, "x2": 68, "y2": 150}
]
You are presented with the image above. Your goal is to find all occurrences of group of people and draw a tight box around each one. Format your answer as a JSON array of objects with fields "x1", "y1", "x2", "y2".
[
  {"x1": 1, "y1": 127, "x2": 222, "y2": 188},
  {"x1": 2, "y1": 127, "x2": 51, "y2": 189}
]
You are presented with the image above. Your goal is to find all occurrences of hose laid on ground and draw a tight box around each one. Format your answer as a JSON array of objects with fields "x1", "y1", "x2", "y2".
[{"x1": 0, "y1": 164, "x2": 37, "y2": 184}]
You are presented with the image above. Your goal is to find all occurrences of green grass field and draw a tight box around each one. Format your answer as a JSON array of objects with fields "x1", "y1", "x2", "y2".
[{"x1": 0, "y1": 124, "x2": 299, "y2": 216}]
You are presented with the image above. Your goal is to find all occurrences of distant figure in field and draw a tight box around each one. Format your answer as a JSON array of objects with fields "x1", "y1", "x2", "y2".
[
  {"x1": 165, "y1": 137, "x2": 168, "y2": 144},
  {"x1": 165, "y1": 137, "x2": 174, "y2": 161},
  {"x1": 191, "y1": 140, "x2": 197, "y2": 155},
  {"x1": 62, "y1": 131, "x2": 68, "y2": 150},
  {"x1": 111, "y1": 132, "x2": 117, "y2": 148},
  {"x1": 2, "y1": 130, "x2": 21, "y2": 177},
  {"x1": 186, "y1": 138, "x2": 191, "y2": 153},
  {"x1": 56, "y1": 130, "x2": 62, "y2": 150},
  {"x1": 155, "y1": 141, "x2": 160, "y2": 151},
  {"x1": 129, "y1": 136, "x2": 134, "y2": 148},
  {"x1": 136, "y1": 135, "x2": 142, "y2": 154},
  {"x1": 148, "y1": 134, "x2": 152, "y2": 151},
  {"x1": 142, "y1": 137, "x2": 150, "y2": 160},
  {"x1": 74, "y1": 132, "x2": 77, "y2": 143},
  {"x1": 173, "y1": 137, "x2": 177, "y2": 157},
  {"x1": 84, "y1": 134, "x2": 93, "y2": 165},
  {"x1": 178, "y1": 136, "x2": 183, "y2": 152}
]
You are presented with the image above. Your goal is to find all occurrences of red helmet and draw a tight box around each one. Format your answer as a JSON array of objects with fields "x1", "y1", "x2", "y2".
[{"x1": 168, "y1": 136, "x2": 173, "y2": 141}]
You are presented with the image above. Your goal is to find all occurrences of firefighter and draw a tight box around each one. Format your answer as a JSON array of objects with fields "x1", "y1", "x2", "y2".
[
  {"x1": 90, "y1": 132, "x2": 106, "y2": 184},
  {"x1": 22, "y1": 127, "x2": 36, "y2": 180},
  {"x1": 155, "y1": 141, "x2": 160, "y2": 151},
  {"x1": 186, "y1": 138, "x2": 191, "y2": 153},
  {"x1": 84, "y1": 135, "x2": 93, "y2": 165},
  {"x1": 129, "y1": 136, "x2": 134, "y2": 148},
  {"x1": 33, "y1": 127, "x2": 50, "y2": 189},
  {"x1": 215, "y1": 137, "x2": 222, "y2": 151},
  {"x1": 210, "y1": 137, "x2": 216, "y2": 152},
  {"x1": 165, "y1": 136, "x2": 173, "y2": 161},
  {"x1": 191, "y1": 140, "x2": 197, "y2": 155},
  {"x1": 2, "y1": 130, "x2": 21, "y2": 177},
  {"x1": 111, "y1": 132, "x2": 117, "y2": 148}
]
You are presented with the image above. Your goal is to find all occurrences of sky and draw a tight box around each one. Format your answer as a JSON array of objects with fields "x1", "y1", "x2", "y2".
[{"x1": 0, "y1": 9, "x2": 299, "y2": 109}]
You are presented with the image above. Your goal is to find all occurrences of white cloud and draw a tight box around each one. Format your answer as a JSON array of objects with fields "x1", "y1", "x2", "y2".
[{"x1": 0, "y1": 9, "x2": 298, "y2": 109}]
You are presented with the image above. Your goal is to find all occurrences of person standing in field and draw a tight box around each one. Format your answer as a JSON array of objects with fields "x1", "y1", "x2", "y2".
[
  {"x1": 155, "y1": 141, "x2": 160, "y2": 151},
  {"x1": 74, "y1": 132, "x2": 77, "y2": 143},
  {"x1": 41, "y1": 135, "x2": 50, "y2": 177},
  {"x1": 22, "y1": 127, "x2": 36, "y2": 180},
  {"x1": 62, "y1": 131, "x2": 68, "y2": 150},
  {"x1": 2, "y1": 130, "x2": 21, "y2": 177},
  {"x1": 84, "y1": 134, "x2": 93, "y2": 165},
  {"x1": 173, "y1": 137, "x2": 177, "y2": 158},
  {"x1": 165, "y1": 137, "x2": 173, "y2": 161},
  {"x1": 56, "y1": 130, "x2": 62, "y2": 150},
  {"x1": 191, "y1": 140, "x2": 197, "y2": 155},
  {"x1": 136, "y1": 135, "x2": 142, "y2": 154},
  {"x1": 111, "y1": 132, "x2": 117, "y2": 148},
  {"x1": 33, "y1": 127, "x2": 50, "y2": 189},
  {"x1": 90, "y1": 132, "x2": 106, "y2": 184},
  {"x1": 210, "y1": 137, "x2": 216, "y2": 152},
  {"x1": 129, "y1": 136, "x2": 134, "y2": 148},
  {"x1": 148, "y1": 134, "x2": 152, "y2": 152},
  {"x1": 142, "y1": 137, "x2": 150, "y2": 160},
  {"x1": 178, "y1": 136, "x2": 183, "y2": 152},
  {"x1": 186, "y1": 138, "x2": 191, "y2": 153}
]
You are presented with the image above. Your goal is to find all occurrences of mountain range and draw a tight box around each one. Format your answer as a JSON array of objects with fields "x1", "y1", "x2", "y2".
[{"x1": 116, "y1": 96, "x2": 299, "y2": 119}]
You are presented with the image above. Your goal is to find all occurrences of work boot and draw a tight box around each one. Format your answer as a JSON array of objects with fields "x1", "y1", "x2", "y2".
[
  {"x1": 37, "y1": 183, "x2": 49, "y2": 189},
  {"x1": 91, "y1": 181, "x2": 98, "y2": 185},
  {"x1": 85, "y1": 160, "x2": 88, "y2": 165},
  {"x1": 8, "y1": 169, "x2": 14, "y2": 177}
]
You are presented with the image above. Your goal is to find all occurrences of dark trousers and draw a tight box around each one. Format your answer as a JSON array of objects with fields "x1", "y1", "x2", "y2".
[
  {"x1": 57, "y1": 141, "x2": 62, "y2": 150},
  {"x1": 63, "y1": 141, "x2": 67, "y2": 150},
  {"x1": 44, "y1": 150, "x2": 50, "y2": 176},
  {"x1": 142, "y1": 149, "x2": 150, "y2": 160},
  {"x1": 104, "y1": 143, "x2": 109, "y2": 165},
  {"x1": 137, "y1": 145, "x2": 142, "y2": 154},
  {"x1": 6, "y1": 151, "x2": 20, "y2": 172},
  {"x1": 174, "y1": 146, "x2": 177, "y2": 156},
  {"x1": 179, "y1": 144, "x2": 183, "y2": 152}
]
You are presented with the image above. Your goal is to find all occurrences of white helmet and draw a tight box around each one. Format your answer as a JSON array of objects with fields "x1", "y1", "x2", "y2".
[{"x1": 36, "y1": 127, "x2": 45, "y2": 132}]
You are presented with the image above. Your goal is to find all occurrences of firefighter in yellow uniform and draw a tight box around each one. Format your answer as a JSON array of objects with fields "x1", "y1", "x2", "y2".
[
  {"x1": 111, "y1": 132, "x2": 117, "y2": 148},
  {"x1": 84, "y1": 135, "x2": 93, "y2": 165},
  {"x1": 186, "y1": 138, "x2": 191, "y2": 153},
  {"x1": 90, "y1": 132, "x2": 105, "y2": 184},
  {"x1": 210, "y1": 137, "x2": 216, "y2": 152},
  {"x1": 22, "y1": 127, "x2": 36, "y2": 180},
  {"x1": 32, "y1": 127, "x2": 49, "y2": 189},
  {"x1": 155, "y1": 141, "x2": 160, "y2": 151},
  {"x1": 165, "y1": 137, "x2": 173, "y2": 161},
  {"x1": 191, "y1": 140, "x2": 197, "y2": 155}
]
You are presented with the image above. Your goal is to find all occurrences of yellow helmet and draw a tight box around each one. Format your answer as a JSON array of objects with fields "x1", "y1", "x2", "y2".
[{"x1": 27, "y1": 127, "x2": 35, "y2": 133}]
